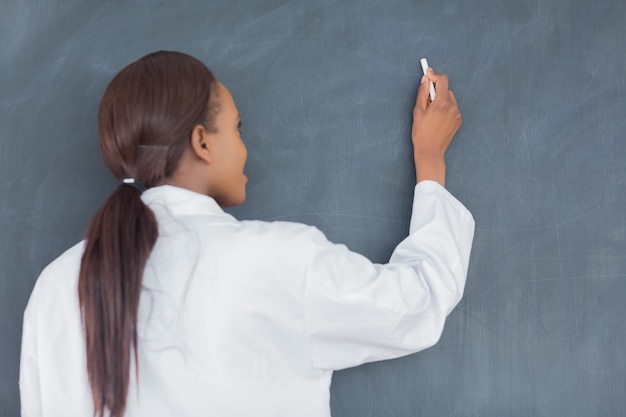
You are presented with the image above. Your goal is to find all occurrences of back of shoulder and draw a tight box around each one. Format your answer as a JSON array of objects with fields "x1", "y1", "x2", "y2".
[{"x1": 238, "y1": 219, "x2": 327, "y2": 249}]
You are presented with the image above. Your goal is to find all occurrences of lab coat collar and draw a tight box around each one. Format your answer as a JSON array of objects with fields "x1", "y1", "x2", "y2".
[{"x1": 141, "y1": 185, "x2": 226, "y2": 216}]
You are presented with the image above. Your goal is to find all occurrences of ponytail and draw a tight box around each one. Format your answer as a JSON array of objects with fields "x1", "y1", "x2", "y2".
[
  {"x1": 81, "y1": 50, "x2": 219, "y2": 416},
  {"x1": 78, "y1": 184, "x2": 158, "y2": 417}
]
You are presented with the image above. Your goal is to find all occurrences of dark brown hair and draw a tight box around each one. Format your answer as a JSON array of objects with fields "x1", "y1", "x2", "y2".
[{"x1": 78, "y1": 51, "x2": 219, "y2": 417}]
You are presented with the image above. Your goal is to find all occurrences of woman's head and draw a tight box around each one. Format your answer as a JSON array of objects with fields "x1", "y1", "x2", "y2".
[
  {"x1": 98, "y1": 50, "x2": 247, "y2": 206},
  {"x1": 98, "y1": 50, "x2": 218, "y2": 188}
]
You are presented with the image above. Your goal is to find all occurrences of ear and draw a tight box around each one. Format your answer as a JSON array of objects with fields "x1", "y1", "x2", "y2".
[{"x1": 189, "y1": 124, "x2": 213, "y2": 164}]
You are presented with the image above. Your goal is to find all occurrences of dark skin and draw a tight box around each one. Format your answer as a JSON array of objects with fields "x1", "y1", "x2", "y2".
[
  {"x1": 164, "y1": 82, "x2": 248, "y2": 207},
  {"x1": 412, "y1": 68, "x2": 462, "y2": 187}
]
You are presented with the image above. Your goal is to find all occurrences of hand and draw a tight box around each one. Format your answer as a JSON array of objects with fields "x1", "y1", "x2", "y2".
[{"x1": 411, "y1": 68, "x2": 462, "y2": 186}]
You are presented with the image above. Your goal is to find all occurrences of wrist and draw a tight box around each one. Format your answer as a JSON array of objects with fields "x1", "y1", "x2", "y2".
[{"x1": 414, "y1": 156, "x2": 446, "y2": 187}]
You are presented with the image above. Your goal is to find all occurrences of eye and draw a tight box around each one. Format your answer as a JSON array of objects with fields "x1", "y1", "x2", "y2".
[{"x1": 237, "y1": 121, "x2": 242, "y2": 133}]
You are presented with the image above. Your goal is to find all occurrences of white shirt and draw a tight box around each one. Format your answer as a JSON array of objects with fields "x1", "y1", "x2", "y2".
[{"x1": 20, "y1": 181, "x2": 474, "y2": 417}]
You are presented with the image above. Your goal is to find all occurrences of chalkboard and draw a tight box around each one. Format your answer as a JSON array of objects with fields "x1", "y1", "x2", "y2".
[{"x1": 2, "y1": 0, "x2": 625, "y2": 416}]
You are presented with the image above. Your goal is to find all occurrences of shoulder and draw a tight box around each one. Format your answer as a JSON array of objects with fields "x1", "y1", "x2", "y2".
[
  {"x1": 28, "y1": 241, "x2": 85, "y2": 311},
  {"x1": 223, "y1": 220, "x2": 333, "y2": 269}
]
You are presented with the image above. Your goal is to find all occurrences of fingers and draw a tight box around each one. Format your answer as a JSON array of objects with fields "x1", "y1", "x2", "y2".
[{"x1": 414, "y1": 68, "x2": 458, "y2": 118}]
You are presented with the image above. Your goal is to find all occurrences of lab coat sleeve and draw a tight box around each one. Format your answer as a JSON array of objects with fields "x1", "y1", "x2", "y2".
[
  {"x1": 304, "y1": 181, "x2": 475, "y2": 370},
  {"x1": 20, "y1": 281, "x2": 44, "y2": 417}
]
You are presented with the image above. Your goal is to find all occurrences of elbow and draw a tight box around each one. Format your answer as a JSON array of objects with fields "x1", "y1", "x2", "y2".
[
  {"x1": 400, "y1": 309, "x2": 449, "y2": 354},
  {"x1": 419, "y1": 256, "x2": 467, "y2": 317}
]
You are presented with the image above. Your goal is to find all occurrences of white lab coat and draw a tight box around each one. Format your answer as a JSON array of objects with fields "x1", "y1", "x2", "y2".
[{"x1": 20, "y1": 181, "x2": 474, "y2": 417}]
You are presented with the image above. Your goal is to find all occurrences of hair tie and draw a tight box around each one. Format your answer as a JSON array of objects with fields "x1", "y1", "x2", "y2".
[{"x1": 121, "y1": 178, "x2": 147, "y2": 193}]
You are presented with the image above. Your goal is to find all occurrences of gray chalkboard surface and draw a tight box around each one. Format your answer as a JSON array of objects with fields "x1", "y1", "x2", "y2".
[{"x1": 2, "y1": 1, "x2": 625, "y2": 416}]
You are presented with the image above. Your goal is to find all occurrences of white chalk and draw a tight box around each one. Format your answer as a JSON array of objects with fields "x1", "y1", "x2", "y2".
[{"x1": 420, "y1": 58, "x2": 436, "y2": 101}]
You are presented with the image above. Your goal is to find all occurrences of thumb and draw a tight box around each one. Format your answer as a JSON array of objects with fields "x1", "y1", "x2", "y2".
[{"x1": 415, "y1": 75, "x2": 430, "y2": 111}]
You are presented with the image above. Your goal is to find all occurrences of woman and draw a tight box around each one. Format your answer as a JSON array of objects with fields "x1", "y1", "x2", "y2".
[{"x1": 20, "y1": 51, "x2": 474, "y2": 417}]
